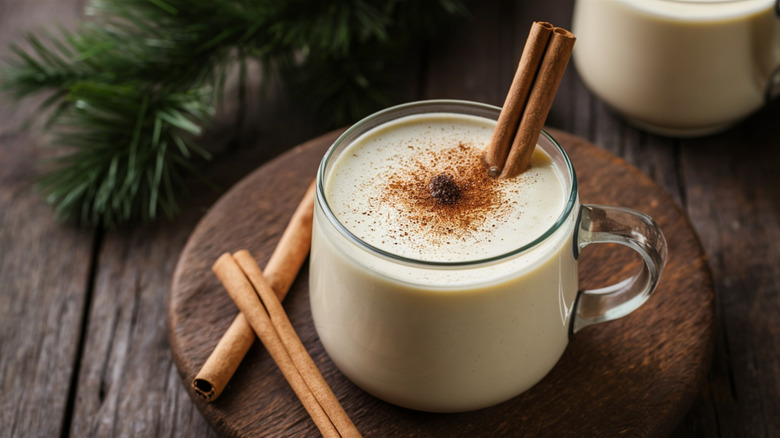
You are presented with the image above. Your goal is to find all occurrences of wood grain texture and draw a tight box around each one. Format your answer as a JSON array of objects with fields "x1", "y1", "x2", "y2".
[
  {"x1": 169, "y1": 128, "x2": 714, "y2": 437},
  {"x1": 0, "y1": 138, "x2": 94, "y2": 437},
  {"x1": 673, "y1": 108, "x2": 780, "y2": 438},
  {"x1": 0, "y1": 2, "x2": 92, "y2": 437}
]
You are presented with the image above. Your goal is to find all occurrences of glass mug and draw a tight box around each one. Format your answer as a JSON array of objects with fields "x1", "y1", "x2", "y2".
[
  {"x1": 572, "y1": 0, "x2": 780, "y2": 137},
  {"x1": 309, "y1": 100, "x2": 668, "y2": 413}
]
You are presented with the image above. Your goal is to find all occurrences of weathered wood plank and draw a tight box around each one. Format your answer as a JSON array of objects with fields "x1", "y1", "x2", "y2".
[
  {"x1": 0, "y1": 1, "x2": 93, "y2": 437},
  {"x1": 67, "y1": 216, "x2": 217, "y2": 437},
  {"x1": 0, "y1": 134, "x2": 94, "y2": 437},
  {"x1": 674, "y1": 106, "x2": 780, "y2": 437}
]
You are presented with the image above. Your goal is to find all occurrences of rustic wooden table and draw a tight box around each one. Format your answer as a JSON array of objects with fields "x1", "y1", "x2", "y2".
[{"x1": 1, "y1": 1, "x2": 777, "y2": 437}]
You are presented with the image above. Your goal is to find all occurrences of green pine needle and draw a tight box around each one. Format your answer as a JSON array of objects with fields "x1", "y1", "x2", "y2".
[{"x1": 1, "y1": 0, "x2": 469, "y2": 228}]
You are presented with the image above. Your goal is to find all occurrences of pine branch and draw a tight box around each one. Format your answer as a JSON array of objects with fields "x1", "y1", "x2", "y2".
[
  {"x1": 37, "y1": 83, "x2": 214, "y2": 227},
  {"x1": 1, "y1": 0, "x2": 469, "y2": 228}
]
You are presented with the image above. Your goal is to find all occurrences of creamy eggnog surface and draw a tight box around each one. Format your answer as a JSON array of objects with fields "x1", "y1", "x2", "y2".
[{"x1": 324, "y1": 113, "x2": 565, "y2": 263}]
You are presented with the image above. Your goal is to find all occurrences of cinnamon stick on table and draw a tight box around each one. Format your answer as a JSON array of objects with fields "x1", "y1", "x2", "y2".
[
  {"x1": 233, "y1": 250, "x2": 360, "y2": 438},
  {"x1": 212, "y1": 254, "x2": 354, "y2": 438},
  {"x1": 483, "y1": 22, "x2": 575, "y2": 178},
  {"x1": 192, "y1": 180, "x2": 316, "y2": 401}
]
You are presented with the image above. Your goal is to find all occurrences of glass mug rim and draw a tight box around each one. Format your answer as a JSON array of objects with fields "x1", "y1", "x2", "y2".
[{"x1": 315, "y1": 99, "x2": 579, "y2": 269}]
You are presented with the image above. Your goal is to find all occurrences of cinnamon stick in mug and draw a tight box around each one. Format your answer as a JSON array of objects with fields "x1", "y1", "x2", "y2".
[
  {"x1": 500, "y1": 27, "x2": 575, "y2": 178},
  {"x1": 484, "y1": 23, "x2": 575, "y2": 178},
  {"x1": 483, "y1": 21, "x2": 553, "y2": 176},
  {"x1": 192, "y1": 181, "x2": 316, "y2": 401}
]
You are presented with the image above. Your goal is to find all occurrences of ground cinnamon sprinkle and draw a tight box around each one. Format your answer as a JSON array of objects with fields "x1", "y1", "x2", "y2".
[{"x1": 374, "y1": 141, "x2": 511, "y2": 249}]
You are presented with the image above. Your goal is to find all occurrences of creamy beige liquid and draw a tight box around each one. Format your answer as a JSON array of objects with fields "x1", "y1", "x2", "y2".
[
  {"x1": 310, "y1": 113, "x2": 579, "y2": 412},
  {"x1": 573, "y1": 0, "x2": 780, "y2": 135},
  {"x1": 324, "y1": 114, "x2": 564, "y2": 263}
]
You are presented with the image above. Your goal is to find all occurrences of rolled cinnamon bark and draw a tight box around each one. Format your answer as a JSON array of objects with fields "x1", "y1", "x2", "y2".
[
  {"x1": 212, "y1": 253, "x2": 341, "y2": 438},
  {"x1": 500, "y1": 27, "x2": 575, "y2": 178},
  {"x1": 192, "y1": 180, "x2": 316, "y2": 401},
  {"x1": 483, "y1": 21, "x2": 554, "y2": 176},
  {"x1": 234, "y1": 250, "x2": 361, "y2": 437}
]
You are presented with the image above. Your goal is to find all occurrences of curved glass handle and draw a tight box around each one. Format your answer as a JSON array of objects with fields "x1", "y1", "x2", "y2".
[{"x1": 571, "y1": 204, "x2": 668, "y2": 334}]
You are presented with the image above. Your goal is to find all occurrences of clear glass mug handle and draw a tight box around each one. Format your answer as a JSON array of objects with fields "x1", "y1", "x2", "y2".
[{"x1": 571, "y1": 204, "x2": 668, "y2": 334}]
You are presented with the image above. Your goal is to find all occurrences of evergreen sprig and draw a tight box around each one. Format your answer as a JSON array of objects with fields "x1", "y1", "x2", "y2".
[{"x1": 1, "y1": 0, "x2": 468, "y2": 228}]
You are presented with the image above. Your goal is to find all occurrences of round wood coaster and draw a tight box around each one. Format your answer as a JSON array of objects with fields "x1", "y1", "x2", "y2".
[{"x1": 169, "y1": 128, "x2": 714, "y2": 437}]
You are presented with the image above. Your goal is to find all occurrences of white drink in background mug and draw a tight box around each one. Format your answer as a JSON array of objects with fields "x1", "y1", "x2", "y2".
[
  {"x1": 572, "y1": 0, "x2": 780, "y2": 136},
  {"x1": 309, "y1": 100, "x2": 668, "y2": 413}
]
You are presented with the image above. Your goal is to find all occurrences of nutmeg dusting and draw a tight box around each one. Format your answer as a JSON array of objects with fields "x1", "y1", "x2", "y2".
[{"x1": 369, "y1": 140, "x2": 513, "y2": 250}]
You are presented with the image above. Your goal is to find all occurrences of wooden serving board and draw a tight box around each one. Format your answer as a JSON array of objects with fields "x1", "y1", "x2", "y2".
[{"x1": 169, "y1": 128, "x2": 714, "y2": 437}]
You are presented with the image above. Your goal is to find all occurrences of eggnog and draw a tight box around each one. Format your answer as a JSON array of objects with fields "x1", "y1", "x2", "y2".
[
  {"x1": 324, "y1": 113, "x2": 565, "y2": 263},
  {"x1": 310, "y1": 106, "x2": 580, "y2": 412},
  {"x1": 572, "y1": 0, "x2": 780, "y2": 136}
]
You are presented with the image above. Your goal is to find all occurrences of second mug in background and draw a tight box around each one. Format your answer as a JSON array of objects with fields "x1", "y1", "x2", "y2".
[{"x1": 573, "y1": 0, "x2": 780, "y2": 137}]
